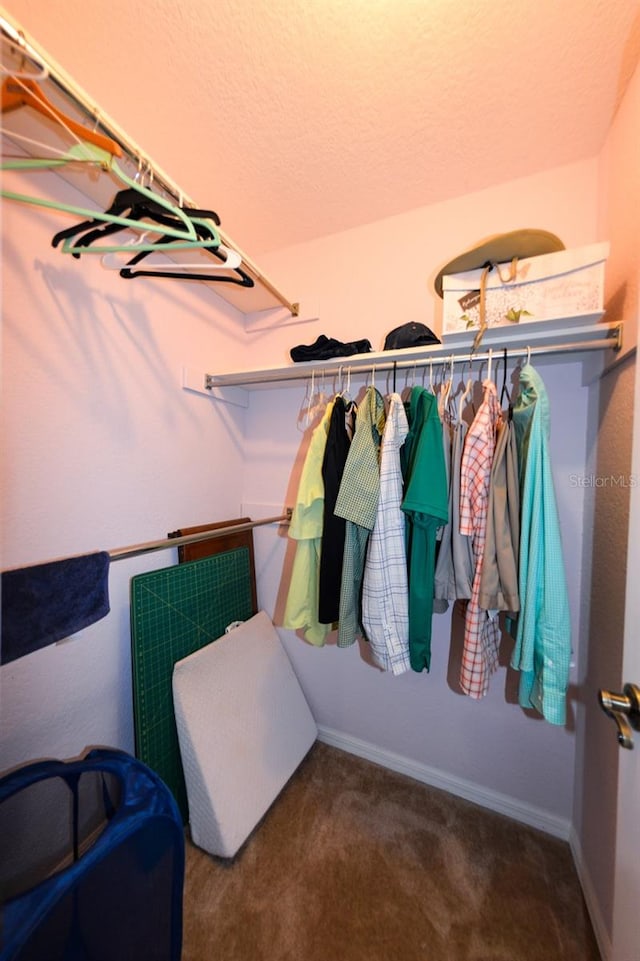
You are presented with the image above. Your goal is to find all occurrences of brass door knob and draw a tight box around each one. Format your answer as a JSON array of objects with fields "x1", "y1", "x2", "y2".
[{"x1": 598, "y1": 683, "x2": 640, "y2": 750}]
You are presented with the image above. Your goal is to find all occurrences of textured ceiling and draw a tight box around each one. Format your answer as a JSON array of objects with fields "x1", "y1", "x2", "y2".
[{"x1": 2, "y1": 0, "x2": 640, "y2": 254}]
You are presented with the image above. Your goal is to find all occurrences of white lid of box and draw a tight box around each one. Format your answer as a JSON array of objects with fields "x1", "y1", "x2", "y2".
[{"x1": 441, "y1": 241, "x2": 610, "y2": 293}]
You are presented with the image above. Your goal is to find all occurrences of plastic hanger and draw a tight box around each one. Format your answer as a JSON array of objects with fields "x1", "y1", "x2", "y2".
[
  {"x1": 119, "y1": 265, "x2": 254, "y2": 286},
  {"x1": 60, "y1": 201, "x2": 246, "y2": 279},
  {"x1": 61, "y1": 228, "x2": 223, "y2": 257},
  {"x1": 1, "y1": 75, "x2": 123, "y2": 157},
  {"x1": 0, "y1": 124, "x2": 91, "y2": 160},
  {"x1": 109, "y1": 208, "x2": 251, "y2": 285},
  {"x1": 300, "y1": 369, "x2": 316, "y2": 430},
  {"x1": 2, "y1": 143, "x2": 201, "y2": 242},
  {"x1": 337, "y1": 366, "x2": 352, "y2": 402},
  {"x1": 1, "y1": 24, "x2": 48, "y2": 80},
  {"x1": 458, "y1": 376, "x2": 474, "y2": 421},
  {"x1": 438, "y1": 355, "x2": 455, "y2": 420},
  {"x1": 58, "y1": 196, "x2": 223, "y2": 257},
  {"x1": 500, "y1": 348, "x2": 514, "y2": 421},
  {"x1": 457, "y1": 356, "x2": 476, "y2": 421},
  {"x1": 51, "y1": 191, "x2": 221, "y2": 252},
  {"x1": 118, "y1": 236, "x2": 255, "y2": 286},
  {"x1": 500, "y1": 348, "x2": 511, "y2": 405},
  {"x1": 101, "y1": 241, "x2": 241, "y2": 271}
]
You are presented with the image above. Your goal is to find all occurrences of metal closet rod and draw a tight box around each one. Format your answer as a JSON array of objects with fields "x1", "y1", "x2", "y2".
[
  {"x1": 0, "y1": 13, "x2": 298, "y2": 316},
  {"x1": 109, "y1": 512, "x2": 291, "y2": 563}
]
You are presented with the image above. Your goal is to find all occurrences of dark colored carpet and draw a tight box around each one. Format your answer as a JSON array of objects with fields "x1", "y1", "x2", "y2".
[{"x1": 182, "y1": 742, "x2": 600, "y2": 961}]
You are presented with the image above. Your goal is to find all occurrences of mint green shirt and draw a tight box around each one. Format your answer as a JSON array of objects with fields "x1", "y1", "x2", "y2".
[{"x1": 510, "y1": 365, "x2": 570, "y2": 725}]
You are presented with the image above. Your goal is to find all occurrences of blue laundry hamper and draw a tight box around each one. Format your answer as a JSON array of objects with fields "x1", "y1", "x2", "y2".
[{"x1": 0, "y1": 748, "x2": 184, "y2": 961}]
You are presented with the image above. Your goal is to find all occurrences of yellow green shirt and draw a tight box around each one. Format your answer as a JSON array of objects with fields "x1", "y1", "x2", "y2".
[{"x1": 283, "y1": 401, "x2": 334, "y2": 646}]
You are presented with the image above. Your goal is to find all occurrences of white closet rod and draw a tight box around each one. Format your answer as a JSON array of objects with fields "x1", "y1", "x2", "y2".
[
  {"x1": 0, "y1": 12, "x2": 299, "y2": 316},
  {"x1": 204, "y1": 322, "x2": 623, "y2": 388}
]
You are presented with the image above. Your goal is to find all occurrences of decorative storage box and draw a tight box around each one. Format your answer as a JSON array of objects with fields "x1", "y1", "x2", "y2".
[{"x1": 441, "y1": 241, "x2": 609, "y2": 337}]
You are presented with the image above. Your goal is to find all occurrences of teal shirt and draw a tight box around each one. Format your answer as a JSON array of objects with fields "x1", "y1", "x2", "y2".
[
  {"x1": 401, "y1": 387, "x2": 449, "y2": 671},
  {"x1": 510, "y1": 364, "x2": 571, "y2": 725}
]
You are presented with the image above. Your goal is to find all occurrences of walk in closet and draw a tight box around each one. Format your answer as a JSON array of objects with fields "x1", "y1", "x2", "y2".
[{"x1": 1, "y1": 4, "x2": 639, "y2": 961}]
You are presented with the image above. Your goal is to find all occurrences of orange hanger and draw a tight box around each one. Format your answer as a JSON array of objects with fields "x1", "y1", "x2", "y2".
[{"x1": 1, "y1": 76, "x2": 123, "y2": 158}]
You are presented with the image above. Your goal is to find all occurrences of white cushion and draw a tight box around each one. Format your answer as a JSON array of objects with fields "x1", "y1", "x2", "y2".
[{"x1": 172, "y1": 611, "x2": 317, "y2": 857}]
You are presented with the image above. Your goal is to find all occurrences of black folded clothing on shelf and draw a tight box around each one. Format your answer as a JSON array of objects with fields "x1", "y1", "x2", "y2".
[{"x1": 290, "y1": 335, "x2": 372, "y2": 362}]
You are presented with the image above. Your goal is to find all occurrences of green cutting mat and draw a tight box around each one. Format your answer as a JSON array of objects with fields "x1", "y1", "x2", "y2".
[{"x1": 130, "y1": 547, "x2": 254, "y2": 822}]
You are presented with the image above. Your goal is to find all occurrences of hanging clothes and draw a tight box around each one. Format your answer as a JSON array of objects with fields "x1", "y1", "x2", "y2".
[
  {"x1": 433, "y1": 410, "x2": 453, "y2": 615},
  {"x1": 459, "y1": 380, "x2": 501, "y2": 698},
  {"x1": 510, "y1": 363, "x2": 571, "y2": 725},
  {"x1": 283, "y1": 401, "x2": 334, "y2": 646},
  {"x1": 361, "y1": 393, "x2": 410, "y2": 674},
  {"x1": 478, "y1": 411, "x2": 520, "y2": 615},
  {"x1": 433, "y1": 395, "x2": 477, "y2": 612},
  {"x1": 318, "y1": 395, "x2": 355, "y2": 624},
  {"x1": 334, "y1": 386, "x2": 386, "y2": 648},
  {"x1": 401, "y1": 386, "x2": 448, "y2": 672}
]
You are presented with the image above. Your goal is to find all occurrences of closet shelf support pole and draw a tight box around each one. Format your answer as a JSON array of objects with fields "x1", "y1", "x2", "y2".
[{"x1": 109, "y1": 512, "x2": 291, "y2": 562}]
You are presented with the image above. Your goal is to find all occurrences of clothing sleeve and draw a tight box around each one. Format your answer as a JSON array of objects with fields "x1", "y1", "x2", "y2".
[
  {"x1": 459, "y1": 428, "x2": 483, "y2": 537},
  {"x1": 283, "y1": 539, "x2": 330, "y2": 646}
]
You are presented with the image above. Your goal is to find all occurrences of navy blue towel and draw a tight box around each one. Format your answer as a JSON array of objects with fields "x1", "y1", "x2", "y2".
[{"x1": 1, "y1": 552, "x2": 111, "y2": 664}]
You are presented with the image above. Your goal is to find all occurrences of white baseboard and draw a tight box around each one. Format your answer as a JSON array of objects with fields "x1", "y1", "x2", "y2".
[
  {"x1": 569, "y1": 826, "x2": 612, "y2": 961},
  {"x1": 317, "y1": 725, "x2": 571, "y2": 840}
]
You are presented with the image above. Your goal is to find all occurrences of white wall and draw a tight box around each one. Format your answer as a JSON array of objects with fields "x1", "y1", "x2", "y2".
[
  {"x1": 245, "y1": 158, "x2": 600, "y2": 362},
  {"x1": 0, "y1": 169, "x2": 249, "y2": 771},
  {"x1": 241, "y1": 158, "x2": 601, "y2": 831},
  {"x1": 571, "y1": 56, "x2": 640, "y2": 959}
]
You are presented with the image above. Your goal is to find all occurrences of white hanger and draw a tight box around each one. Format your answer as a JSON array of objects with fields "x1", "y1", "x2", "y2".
[
  {"x1": 1, "y1": 27, "x2": 48, "y2": 80},
  {"x1": 101, "y1": 242, "x2": 242, "y2": 272},
  {"x1": 337, "y1": 365, "x2": 352, "y2": 402},
  {"x1": 439, "y1": 354, "x2": 455, "y2": 417},
  {"x1": 458, "y1": 377, "x2": 474, "y2": 421},
  {"x1": 487, "y1": 348, "x2": 493, "y2": 383},
  {"x1": 458, "y1": 356, "x2": 475, "y2": 421},
  {"x1": 299, "y1": 369, "x2": 319, "y2": 431},
  {"x1": 0, "y1": 125, "x2": 93, "y2": 161}
]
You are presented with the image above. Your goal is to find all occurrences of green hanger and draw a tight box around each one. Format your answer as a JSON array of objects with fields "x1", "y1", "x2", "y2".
[
  {"x1": 59, "y1": 232, "x2": 221, "y2": 255},
  {"x1": 1, "y1": 142, "x2": 207, "y2": 243}
]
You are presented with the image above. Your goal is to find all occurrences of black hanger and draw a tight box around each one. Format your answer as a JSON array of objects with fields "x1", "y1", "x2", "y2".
[
  {"x1": 119, "y1": 233, "x2": 255, "y2": 287},
  {"x1": 50, "y1": 189, "x2": 252, "y2": 286},
  {"x1": 500, "y1": 348, "x2": 513, "y2": 420},
  {"x1": 51, "y1": 189, "x2": 156, "y2": 248},
  {"x1": 51, "y1": 189, "x2": 221, "y2": 255},
  {"x1": 63, "y1": 204, "x2": 221, "y2": 259}
]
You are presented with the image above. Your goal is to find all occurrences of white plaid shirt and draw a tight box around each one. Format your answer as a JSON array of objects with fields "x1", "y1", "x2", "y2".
[{"x1": 362, "y1": 394, "x2": 410, "y2": 674}]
